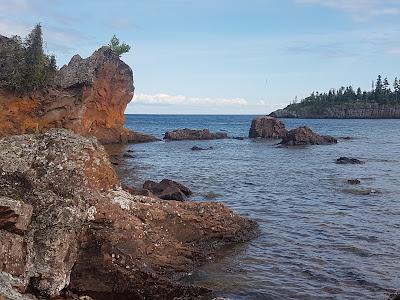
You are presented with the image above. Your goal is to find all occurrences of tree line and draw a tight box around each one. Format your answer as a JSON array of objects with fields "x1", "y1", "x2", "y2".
[
  {"x1": 0, "y1": 24, "x2": 131, "y2": 94},
  {"x1": 288, "y1": 75, "x2": 400, "y2": 111}
]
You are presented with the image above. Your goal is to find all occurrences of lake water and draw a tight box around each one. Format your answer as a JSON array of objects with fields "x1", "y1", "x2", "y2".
[{"x1": 114, "y1": 115, "x2": 400, "y2": 299}]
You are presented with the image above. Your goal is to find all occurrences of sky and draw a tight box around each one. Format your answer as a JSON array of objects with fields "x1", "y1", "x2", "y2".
[{"x1": 0, "y1": 0, "x2": 399, "y2": 114}]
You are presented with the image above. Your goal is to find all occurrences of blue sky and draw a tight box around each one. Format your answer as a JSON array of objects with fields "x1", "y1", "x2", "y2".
[{"x1": 1, "y1": 0, "x2": 399, "y2": 114}]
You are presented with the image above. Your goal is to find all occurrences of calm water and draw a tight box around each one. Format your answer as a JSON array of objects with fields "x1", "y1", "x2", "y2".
[{"x1": 114, "y1": 115, "x2": 400, "y2": 299}]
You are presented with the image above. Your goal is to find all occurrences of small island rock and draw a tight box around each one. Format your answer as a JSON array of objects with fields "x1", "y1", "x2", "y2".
[{"x1": 249, "y1": 116, "x2": 288, "y2": 139}]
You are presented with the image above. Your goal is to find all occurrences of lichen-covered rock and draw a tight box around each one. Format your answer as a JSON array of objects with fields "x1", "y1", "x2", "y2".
[
  {"x1": 248, "y1": 116, "x2": 287, "y2": 139},
  {"x1": 0, "y1": 129, "x2": 118, "y2": 297},
  {"x1": 164, "y1": 128, "x2": 227, "y2": 140},
  {"x1": 0, "y1": 41, "x2": 156, "y2": 144},
  {"x1": 0, "y1": 129, "x2": 257, "y2": 299},
  {"x1": 279, "y1": 126, "x2": 337, "y2": 146}
]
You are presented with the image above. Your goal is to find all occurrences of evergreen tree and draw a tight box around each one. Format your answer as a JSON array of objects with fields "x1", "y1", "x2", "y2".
[
  {"x1": 0, "y1": 23, "x2": 57, "y2": 93},
  {"x1": 383, "y1": 77, "x2": 390, "y2": 91},
  {"x1": 375, "y1": 75, "x2": 383, "y2": 92},
  {"x1": 108, "y1": 35, "x2": 131, "y2": 56}
]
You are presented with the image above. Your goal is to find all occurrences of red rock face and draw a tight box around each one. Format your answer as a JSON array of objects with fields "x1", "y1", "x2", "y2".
[{"x1": 0, "y1": 47, "x2": 157, "y2": 144}]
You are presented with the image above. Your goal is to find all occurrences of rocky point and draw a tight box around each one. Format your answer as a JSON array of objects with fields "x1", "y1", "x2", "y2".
[{"x1": 0, "y1": 40, "x2": 157, "y2": 144}]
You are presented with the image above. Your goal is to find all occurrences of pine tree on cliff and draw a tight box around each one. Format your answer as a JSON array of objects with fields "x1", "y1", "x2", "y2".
[
  {"x1": 108, "y1": 35, "x2": 131, "y2": 56},
  {"x1": 24, "y1": 24, "x2": 45, "y2": 89}
]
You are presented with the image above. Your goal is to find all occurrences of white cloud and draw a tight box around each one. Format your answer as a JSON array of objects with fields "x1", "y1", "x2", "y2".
[
  {"x1": 295, "y1": 0, "x2": 400, "y2": 20},
  {"x1": 388, "y1": 47, "x2": 400, "y2": 55},
  {"x1": 133, "y1": 93, "x2": 249, "y2": 107}
]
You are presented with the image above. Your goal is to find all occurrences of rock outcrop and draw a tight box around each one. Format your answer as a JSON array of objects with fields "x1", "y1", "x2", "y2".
[
  {"x1": 164, "y1": 129, "x2": 227, "y2": 140},
  {"x1": 248, "y1": 116, "x2": 287, "y2": 139},
  {"x1": 143, "y1": 179, "x2": 192, "y2": 201},
  {"x1": 279, "y1": 126, "x2": 337, "y2": 146},
  {"x1": 0, "y1": 129, "x2": 256, "y2": 299},
  {"x1": 270, "y1": 103, "x2": 400, "y2": 119},
  {"x1": 0, "y1": 39, "x2": 156, "y2": 144}
]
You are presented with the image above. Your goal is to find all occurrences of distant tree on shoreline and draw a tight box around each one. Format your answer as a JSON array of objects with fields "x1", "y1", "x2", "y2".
[
  {"x1": 285, "y1": 75, "x2": 400, "y2": 113},
  {"x1": 107, "y1": 35, "x2": 131, "y2": 56},
  {"x1": 0, "y1": 24, "x2": 57, "y2": 93}
]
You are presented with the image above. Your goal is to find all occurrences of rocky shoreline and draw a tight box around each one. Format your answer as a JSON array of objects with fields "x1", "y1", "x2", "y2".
[
  {"x1": 0, "y1": 129, "x2": 257, "y2": 300},
  {"x1": 0, "y1": 38, "x2": 258, "y2": 299}
]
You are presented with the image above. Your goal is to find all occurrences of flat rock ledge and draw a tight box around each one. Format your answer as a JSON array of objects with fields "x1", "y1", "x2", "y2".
[
  {"x1": 164, "y1": 129, "x2": 228, "y2": 140},
  {"x1": 0, "y1": 129, "x2": 257, "y2": 300}
]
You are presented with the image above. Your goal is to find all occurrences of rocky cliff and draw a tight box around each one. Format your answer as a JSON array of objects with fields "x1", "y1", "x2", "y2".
[
  {"x1": 0, "y1": 129, "x2": 256, "y2": 300},
  {"x1": 270, "y1": 103, "x2": 400, "y2": 119},
  {"x1": 0, "y1": 40, "x2": 157, "y2": 144}
]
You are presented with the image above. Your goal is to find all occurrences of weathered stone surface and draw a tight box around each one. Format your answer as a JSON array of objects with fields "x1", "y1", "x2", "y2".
[
  {"x1": 0, "y1": 129, "x2": 257, "y2": 299},
  {"x1": 0, "y1": 41, "x2": 156, "y2": 144},
  {"x1": 279, "y1": 126, "x2": 337, "y2": 146},
  {"x1": 0, "y1": 271, "x2": 37, "y2": 300},
  {"x1": 164, "y1": 129, "x2": 227, "y2": 140},
  {"x1": 0, "y1": 129, "x2": 118, "y2": 297},
  {"x1": 248, "y1": 116, "x2": 287, "y2": 139},
  {"x1": 67, "y1": 188, "x2": 255, "y2": 299},
  {"x1": 336, "y1": 157, "x2": 365, "y2": 165},
  {"x1": 0, "y1": 197, "x2": 33, "y2": 234},
  {"x1": 0, "y1": 231, "x2": 26, "y2": 276}
]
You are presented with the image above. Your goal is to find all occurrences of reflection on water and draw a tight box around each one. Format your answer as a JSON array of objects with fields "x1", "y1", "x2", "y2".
[{"x1": 111, "y1": 115, "x2": 400, "y2": 299}]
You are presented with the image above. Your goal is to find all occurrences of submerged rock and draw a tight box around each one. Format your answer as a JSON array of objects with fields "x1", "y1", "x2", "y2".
[
  {"x1": 143, "y1": 179, "x2": 192, "y2": 201},
  {"x1": 0, "y1": 129, "x2": 256, "y2": 299},
  {"x1": 191, "y1": 146, "x2": 213, "y2": 151},
  {"x1": 248, "y1": 116, "x2": 287, "y2": 139},
  {"x1": 347, "y1": 179, "x2": 361, "y2": 185},
  {"x1": 280, "y1": 126, "x2": 337, "y2": 146},
  {"x1": 336, "y1": 157, "x2": 365, "y2": 165},
  {"x1": 164, "y1": 128, "x2": 227, "y2": 140}
]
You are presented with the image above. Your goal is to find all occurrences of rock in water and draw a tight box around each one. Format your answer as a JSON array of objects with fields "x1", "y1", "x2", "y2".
[
  {"x1": 347, "y1": 179, "x2": 361, "y2": 185},
  {"x1": 0, "y1": 129, "x2": 256, "y2": 299},
  {"x1": 143, "y1": 179, "x2": 192, "y2": 201},
  {"x1": 279, "y1": 126, "x2": 337, "y2": 146},
  {"x1": 0, "y1": 42, "x2": 157, "y2": 144},
  {"x1": 248, "y1": 116, "x2": 288, "y2": 139},
  {"x1": 191, "y1": 146, "x2": 213, "y2": 151},
  {"x1": 336, "y1": 157, "x2": 365, "y2": 165},
  {"x1": 164, "y1": 129, "x2": 227, "y2": 140}
]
